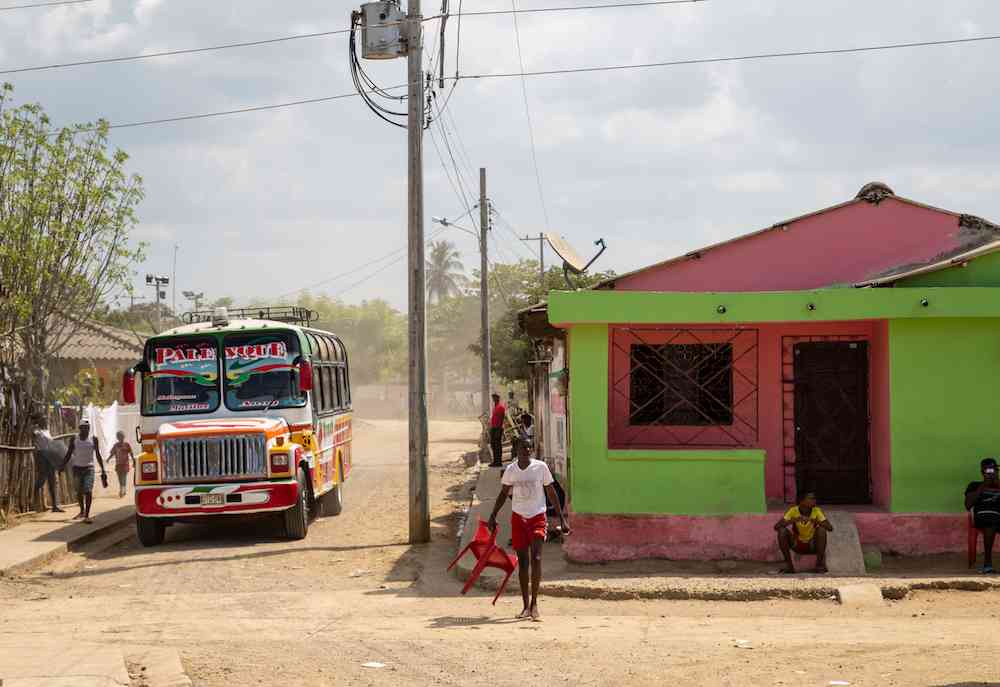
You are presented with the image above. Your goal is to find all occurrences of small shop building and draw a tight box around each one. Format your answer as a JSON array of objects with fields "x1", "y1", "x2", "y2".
[{"x1": 546, "y1": 182, "x2": 1000, "y2": 562}]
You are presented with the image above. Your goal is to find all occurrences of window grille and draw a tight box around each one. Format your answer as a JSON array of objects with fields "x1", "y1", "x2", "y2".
[{"x1": 610, "y1": 328, "x2": 758, "y2": 448}]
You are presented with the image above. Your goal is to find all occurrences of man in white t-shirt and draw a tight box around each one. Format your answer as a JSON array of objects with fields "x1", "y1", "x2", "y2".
[{"x1": 487, "y1": 445, "x2": 569, "y2": 622}]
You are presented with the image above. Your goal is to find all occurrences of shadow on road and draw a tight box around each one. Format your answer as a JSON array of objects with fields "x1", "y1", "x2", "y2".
[{"x1": 427, "y1": 615, "x2": 521, "y2": 628}]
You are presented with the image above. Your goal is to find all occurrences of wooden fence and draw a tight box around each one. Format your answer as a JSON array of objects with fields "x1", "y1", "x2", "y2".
[{"x1": 0, "y1": 434, "x2": 78, "y2": 517}]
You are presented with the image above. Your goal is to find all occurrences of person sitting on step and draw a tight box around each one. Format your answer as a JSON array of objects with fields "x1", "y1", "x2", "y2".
[{"x1": 775, "y1": 491, "x2": 833, "y2": 574}]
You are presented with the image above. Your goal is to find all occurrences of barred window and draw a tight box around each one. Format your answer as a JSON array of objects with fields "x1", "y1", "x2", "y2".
[{"x1": 629, "y1": 343, "x2": 733, "y2": 426}]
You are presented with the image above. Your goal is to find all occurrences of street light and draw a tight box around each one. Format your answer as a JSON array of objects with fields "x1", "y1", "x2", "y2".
[
  {"x1": 431, "y1": 216, "x2": 478, "y2": 239},
  {"x1": 145, "y1": 274, "x2": 170, "y2": 330},
  {"x1": 182, "y1": 290, "x2": 205, "y2": 311}
]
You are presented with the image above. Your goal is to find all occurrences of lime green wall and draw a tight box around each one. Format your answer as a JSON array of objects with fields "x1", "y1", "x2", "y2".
[
  {"x1": 567, "y1": 324, "x2": 766, "y2": 515},
  {"x1": 888, "y1": 318, "x2": 1000, "y2": 513},
  {"x1": 549, "y1": 287, "x2": 1000, "y2": 326},
  {"x1": 898, "y1": 251, "x2": 1000, "y2": 288}
]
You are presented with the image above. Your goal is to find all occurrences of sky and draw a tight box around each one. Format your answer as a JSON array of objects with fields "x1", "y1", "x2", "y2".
[{"x1": 3, "y1": 0, "x2": 1000, "y2": 312}]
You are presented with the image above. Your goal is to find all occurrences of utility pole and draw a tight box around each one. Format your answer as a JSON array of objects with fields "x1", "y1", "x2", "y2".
[
  {"x1": 479, "y1": 169, "x2": 491, "y2": 449},
  {"x1": 520, "y1": 232, "x2": 547, "y2": 294},
  {"x1": 406, "y1": 0, "x2": 430, "y2": 545},
  {"x1": 171, "y1": 244, "x2": 179, "y2": 315}
]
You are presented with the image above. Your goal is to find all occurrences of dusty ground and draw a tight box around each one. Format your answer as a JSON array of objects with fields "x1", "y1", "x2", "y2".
[{"x1": 1, "y1": 419, "x2": 999, "y2": 686}]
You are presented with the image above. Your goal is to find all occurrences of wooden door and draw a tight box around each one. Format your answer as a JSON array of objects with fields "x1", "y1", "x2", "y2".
[{"x1": 793, "y1": 341, "x2": 871, "y2": 504}]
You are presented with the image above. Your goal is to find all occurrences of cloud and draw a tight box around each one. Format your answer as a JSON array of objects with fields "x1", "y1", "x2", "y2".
[{"x1": 3, "y1": 0, "x2": 1000, "y2": 309}]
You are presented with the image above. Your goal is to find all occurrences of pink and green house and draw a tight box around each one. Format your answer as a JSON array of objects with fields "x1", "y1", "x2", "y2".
[{"x1": 547, "y1": 182, "x2": 1000, "y2": 562}]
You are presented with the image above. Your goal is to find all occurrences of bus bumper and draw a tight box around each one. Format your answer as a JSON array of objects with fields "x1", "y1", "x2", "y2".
[{"x1": 135, "y1": 480, "x2": 298, "y2": 517}]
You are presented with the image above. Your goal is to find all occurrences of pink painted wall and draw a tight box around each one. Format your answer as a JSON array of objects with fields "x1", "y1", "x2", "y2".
[
  {"x1": 609, "y1": 321, "x2": 890, "y2": 505},
  {"x1": 565, "y1": 512, "x2": 968, "y2": 562},
  {"x1": 613, "y1": 199, "x2": 967, "y2": 292},
  {"x1": 869, "y1": 321, "x2": 892, "y2": 508}
]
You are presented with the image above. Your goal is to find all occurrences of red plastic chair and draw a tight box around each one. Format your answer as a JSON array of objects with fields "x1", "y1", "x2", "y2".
[
  {"x1": 448, "y1": 520, "x2": 519, "y2": 605},
  {"x1": 968, "y1": 511, "x2": 983, "y2": 568}
]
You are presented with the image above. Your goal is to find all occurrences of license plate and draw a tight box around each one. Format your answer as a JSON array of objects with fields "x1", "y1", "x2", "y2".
[{"x1": 201, "y1": 493, "x2": 225, "y2": 506}]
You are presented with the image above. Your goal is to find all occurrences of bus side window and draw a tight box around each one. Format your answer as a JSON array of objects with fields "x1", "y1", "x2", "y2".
[
  {"x1": 335, "y1": 367, "x2": 346, "y2": 411},
  {"x1": 343, "y1": 362, "x2": 351, "y2": 407},
  {"x1": 323, "y1": 367, "x2": 336, "y2": 412},
  {"x1": 315, "y1": 364, "x2": 326, "y2": 411}
]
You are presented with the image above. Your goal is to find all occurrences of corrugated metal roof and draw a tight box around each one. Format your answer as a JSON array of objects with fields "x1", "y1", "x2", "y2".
[
  {"x1": 54, "y1": 319, "x2": 144, "y2": 361},
  {"x1": 854, "y1": 239, "x2": 1000, "y2": 287}
]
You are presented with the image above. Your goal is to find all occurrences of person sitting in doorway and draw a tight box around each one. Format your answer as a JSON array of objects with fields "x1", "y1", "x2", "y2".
[
  {"x1": 775, "y1": 492, "x2": 833, "y2": 574},
  {"x1": 965, "y1": 457, "x2": 1000, "y2": 574}
]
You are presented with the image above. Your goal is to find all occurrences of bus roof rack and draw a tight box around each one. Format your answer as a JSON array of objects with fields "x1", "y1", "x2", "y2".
[{"x1": 182, "y1": 306, "x2": 318, "y2": 326}]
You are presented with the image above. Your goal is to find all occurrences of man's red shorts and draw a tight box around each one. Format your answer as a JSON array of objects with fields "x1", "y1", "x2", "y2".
[
  {"x1": 511, "y1": 512, "x2": 547, "y2": 550},
  {"x1": 792, "y1": 538, "x2": 817, "y2": 555}
]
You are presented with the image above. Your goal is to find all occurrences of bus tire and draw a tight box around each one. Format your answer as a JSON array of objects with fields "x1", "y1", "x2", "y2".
[
  {"x1": 136, "y1": 514, "x2": 165, "y2": 547},
  {"x1": 323, "y1": 471, "x2": 344, "y2": 517},
  {"x1": 284, "y1": 467, "x2": 310, "y2": 540}
]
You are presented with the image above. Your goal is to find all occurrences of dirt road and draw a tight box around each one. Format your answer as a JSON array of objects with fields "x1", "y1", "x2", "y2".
[{"x1": 1, "y1": 419, "x2": 999, "y2": 686}]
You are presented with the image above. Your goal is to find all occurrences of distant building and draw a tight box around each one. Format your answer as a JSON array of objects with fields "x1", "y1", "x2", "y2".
[
  {"x1": 544, "y1": 182, "x2": 1000, "y2": 561},
  {"x1": 49, "y1": 319, "x2": 144, "y2": 403}
]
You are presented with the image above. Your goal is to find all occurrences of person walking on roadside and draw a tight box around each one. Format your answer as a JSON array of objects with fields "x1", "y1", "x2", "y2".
[
  {"x1": 488, "y1": 393, "x2": 506, "y2": 468},
  {"x1": 62, "y1": 422, "x2": 107, "y2": 524},
  {"x1": 487, "y1": 445, "x2": 569, "y2": 622},
  {"x1": 965, "y1": 457, "x2": 1000, "y2": 574},
  {"x1": 32, "y1": 417, "x2": 65, "y2": 513},
  {"x1": 110, "y1": 431, "x2": 134, "y2": 499}
]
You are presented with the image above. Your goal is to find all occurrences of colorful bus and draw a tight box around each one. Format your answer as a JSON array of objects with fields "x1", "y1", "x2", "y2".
[{"x1": 122, "y1": 306, "x2": 352, "y2": 546}]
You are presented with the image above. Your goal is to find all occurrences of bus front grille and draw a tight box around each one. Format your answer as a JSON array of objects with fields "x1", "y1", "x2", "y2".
[{"x1": 161, "y1": 434, "x2": 267, "y2": 482}]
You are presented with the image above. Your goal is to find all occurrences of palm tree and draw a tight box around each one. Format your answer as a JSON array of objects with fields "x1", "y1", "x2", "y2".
[{"x1": 425, "y1": 240, "x2": 466, "y2": 303}]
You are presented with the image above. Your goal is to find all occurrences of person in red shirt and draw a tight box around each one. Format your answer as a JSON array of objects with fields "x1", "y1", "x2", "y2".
[{"x1": 488, "y1": 393, "x2": 506, "y2": 467}]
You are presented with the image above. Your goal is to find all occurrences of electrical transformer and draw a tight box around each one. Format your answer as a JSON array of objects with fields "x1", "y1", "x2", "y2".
[{"x1": 360, "y1": 1, "x2": 405, "y2": 60}]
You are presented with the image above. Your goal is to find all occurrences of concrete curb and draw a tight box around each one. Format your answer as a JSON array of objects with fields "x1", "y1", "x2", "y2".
[
  {"x1": 461, "y1": 573, "x2": 1000, "y2": 603},
  {"x1": 0, "y1": 505, "x2": 135, "y2": 578},
  {"x1": 127, "y1": 646, "x2": 193, "y2": 687}
]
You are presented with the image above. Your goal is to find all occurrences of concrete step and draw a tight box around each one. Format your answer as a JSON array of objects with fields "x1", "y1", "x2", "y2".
[{"x1": 794, "y1": 510, "x2": 866, "y2": 575}]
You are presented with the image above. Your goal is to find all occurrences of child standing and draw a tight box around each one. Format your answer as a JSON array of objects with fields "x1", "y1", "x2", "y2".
[
  {"x1": 110, "y1": 431, "x2": 134, "y2": 498},
  {"x1": 487, "y1": 446, "x2": 569, "y2": 621}
]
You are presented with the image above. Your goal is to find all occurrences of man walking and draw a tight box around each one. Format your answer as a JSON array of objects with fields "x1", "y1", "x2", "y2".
[
  {"x1": 487, "y1": 446, "x2": 569, "y2": 621},
  {"x1": 32, "y1": 417, "x2": 64, "y2": 513},
  {"x1": 488, "y1": 393, "x2": 506, "y2": 468},
  {"x1": 62, "y1": 422, "x2": 107, "y2": 524},
  {"x1": 965, "y1": 457, "x2": 1000, "y2": 573}
]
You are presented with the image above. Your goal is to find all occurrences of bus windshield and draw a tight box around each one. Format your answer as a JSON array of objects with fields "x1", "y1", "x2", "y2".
[
  {"x1": 223, "y1": 331, "x2": 306, "y2": 411},
  {"x1": 143, "y1": 338, "x2": 220, "y2": 415}
]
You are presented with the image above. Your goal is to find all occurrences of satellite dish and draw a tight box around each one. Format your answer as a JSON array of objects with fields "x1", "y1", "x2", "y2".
[
  {"x1": 543, "y1": 233, "x2": 607, "y2": 288},
  {"x1": 544, "y1": 234, "x2": 587, "y2": 273}
]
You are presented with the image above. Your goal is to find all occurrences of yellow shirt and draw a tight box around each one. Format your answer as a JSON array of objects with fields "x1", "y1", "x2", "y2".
[{"x1": 783, "y1": 506, "x2": 827, "y2": 543}]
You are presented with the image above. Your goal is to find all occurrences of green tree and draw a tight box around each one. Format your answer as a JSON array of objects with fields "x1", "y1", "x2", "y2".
[
  {"x1": 0, "y1": 84, "x2": 145, "y2": 445},
  {"x1": 425, "y1": 240, "x2": 466, "y2": 304},
  {"x1": 468, "y1": 261, "x2": 615, "y2": 383}
]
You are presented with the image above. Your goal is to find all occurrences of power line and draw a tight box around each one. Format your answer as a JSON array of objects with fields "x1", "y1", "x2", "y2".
[
  {"x1": 277, "y1": 243, "x2": 408, "y2": 299},
  {"x1": 97, "y1": 88, "x2": 402, "y2": 131},
  {"x1": 0, "y1": 28, "x2": 354, "y2": 75},
  {"x1": 331, "y1": 226, "x2": 449, "y2": 298},
  {"x1": 455, "y1": 0, "x2": 704, "y2": 18},
  {"x1": 509, "y1": 0, "x2": 550, "y2": 231},
  {"x1": 492, "y1": 208, "x2": 538, "y2": 261},
  {"x1": 3, "y1": 0, "x2": 701, "y2": 75},
  {"x1": 467, "y1": 33, "x2": 1000, "y2": 80},
  {"x1": 429, "y1": 123, "x2": 476, "y2": 227},
  {"x1": 1, "y1": 0, "x2": 92, "y2": 9},
  {"x1": 58, "y1": 32, "x2": 1000, "y2": 132}
]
